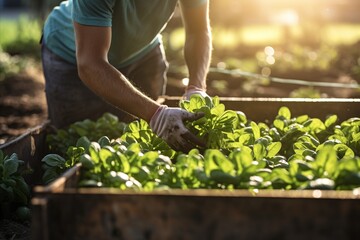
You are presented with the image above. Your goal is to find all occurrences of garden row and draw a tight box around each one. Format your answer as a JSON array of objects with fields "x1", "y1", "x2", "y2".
[{"x1": 42, "y1": 95, "x2": 360, "y2": 191}]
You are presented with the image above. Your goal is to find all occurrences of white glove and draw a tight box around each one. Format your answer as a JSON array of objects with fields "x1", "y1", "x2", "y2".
[
  {"x1": 183, "y1": 86, "x2": 209, "y2": 100},
  {"x1": 150, "y1": 105, "x2": 205, "y2": 152}
]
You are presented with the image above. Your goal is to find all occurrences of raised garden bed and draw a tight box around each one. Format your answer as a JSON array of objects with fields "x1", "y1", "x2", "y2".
[
  {"x1": 32, "y1": 165, "x2": 360, "y2": 240},
  {"x1": 1, "y1": 97, "x2": 360, "y2": 240}
]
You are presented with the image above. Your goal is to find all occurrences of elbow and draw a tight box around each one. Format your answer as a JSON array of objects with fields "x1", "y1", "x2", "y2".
[
  {"x1": 76, "y1": 57, "x2": 103, "y2": 86},
  {"x1": 76, "y1": 59, "x2": 90, "y2": 83}
]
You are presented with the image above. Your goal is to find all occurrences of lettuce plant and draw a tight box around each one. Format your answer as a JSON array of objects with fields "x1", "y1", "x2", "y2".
[{"x1": 43, "y1": 96, "x2": 360, "y2": 191}]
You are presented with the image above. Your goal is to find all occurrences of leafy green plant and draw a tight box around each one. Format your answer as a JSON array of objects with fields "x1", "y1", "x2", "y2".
[
  {"x1": 47, "y1": 112, "x2": 127, "y2": 155},
  {"x1": 0, "y1": 17, "x2": 41, "y2": 58},
  {"x1": 0, "y1": 150, "x2": 31, "y2": 221},
  {"x1": 43, "y1": 95, "x2": 360, "y2": 191},
  {"x1": 289, "y1": 87, "x2": 322, "y2": 98}
]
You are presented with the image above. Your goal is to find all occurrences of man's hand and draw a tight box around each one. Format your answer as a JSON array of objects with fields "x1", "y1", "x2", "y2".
[
  {"x1": 150, "y1": 105, "x2": 205, "y2": 152},
  {"x1": 183, "y1": 85, "x2": 210, "y2": 100}
]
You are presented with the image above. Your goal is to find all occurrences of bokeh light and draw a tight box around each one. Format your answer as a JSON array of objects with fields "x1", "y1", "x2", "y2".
[{"x1": 182, "y1": 77, "x2": 189, "y2": 86}]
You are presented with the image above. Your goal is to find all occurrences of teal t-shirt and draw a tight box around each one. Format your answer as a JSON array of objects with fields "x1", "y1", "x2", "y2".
[{"x1": 43, "y1": 0, "x2": 207, "y2": 68}]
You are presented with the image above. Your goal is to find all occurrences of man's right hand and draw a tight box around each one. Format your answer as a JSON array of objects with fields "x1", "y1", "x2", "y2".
[{"x1": 150, "y1": 105, "x2": 205, "y2": 152}]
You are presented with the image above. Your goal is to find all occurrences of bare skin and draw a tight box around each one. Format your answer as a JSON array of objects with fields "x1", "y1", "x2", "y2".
[
  {"x1": 73, "y1": 2, "x2": 212, "y2": 123},
  {"x1": 181, "y1": 2, "x2": 212, "y2": 91},
  {"x1": 74, "y1": 23, "x2": 159, "y2": 122}
]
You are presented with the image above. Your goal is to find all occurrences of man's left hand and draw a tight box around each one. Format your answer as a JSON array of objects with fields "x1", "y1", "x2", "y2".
[{"x1": 183, "y1": 85, "x2": 210, "y2": 100}]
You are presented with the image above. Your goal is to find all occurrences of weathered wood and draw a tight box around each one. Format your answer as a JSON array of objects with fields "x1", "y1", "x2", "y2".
[
  {"x1": 33, "y1": 185, "x2": 360, "y2": 240},
  {"x1": 0, "y1": 121, "x2": 50, "y2": 186}
]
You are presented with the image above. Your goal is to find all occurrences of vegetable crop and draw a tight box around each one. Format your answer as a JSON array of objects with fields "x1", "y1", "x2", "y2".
[
  {"x1": 0, "y1": 150, "x2": 31, "y2": 221},
  {"x1": 43, "y1": 95, "x2": 360, "y2": 191}
]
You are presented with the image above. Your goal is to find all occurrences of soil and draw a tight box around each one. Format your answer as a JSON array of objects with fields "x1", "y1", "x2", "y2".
[
  {"x1": 0, "y1": 220, "x2": 30, "y2": 240},
  {"x1": 0, "y1": 72, "x2": 41, "y2": 237},
  {"x1": 0, "y1": 65, "x2": 47, "y2": 145}
]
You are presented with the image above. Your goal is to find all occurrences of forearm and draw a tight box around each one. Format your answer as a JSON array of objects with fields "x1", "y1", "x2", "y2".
[
  {"x1": 184, "y1": 29, "x2": 212, "y2": 90},
  {"x1": 77, "y1": 59, "x2": 159, "y2": 122}
]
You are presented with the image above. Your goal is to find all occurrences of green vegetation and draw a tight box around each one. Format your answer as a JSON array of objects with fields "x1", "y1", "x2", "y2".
[
  {"x1": 165, "y1": 24, "x2": 360, "y2": 50},
  {"x1": 0, "y1": 16, "x2": 42, "y2": 82},
  {"x1": 43, "y1": 96, "x2": 360, "y2": 191},
  {"x1": 0, "y1": 150, "x2": 31, "y2": 221},
  {"x1": 0, "y1": 16, "x2": 42, "y2": 58},
  {"x1": 46, "y1": 113, "x2": 128, "y2": 156}
]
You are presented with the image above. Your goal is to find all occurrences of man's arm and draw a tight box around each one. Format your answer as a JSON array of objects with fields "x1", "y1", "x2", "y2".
[
  {"x1": 73, "y1": 22, "x2": 205, "y2": 152},
  {"x1": 180, "y1": 1, "x2": 212, "y2": 91},
  {"x1": 73, "y1": 22, "x2": 159, "y2": 122}
]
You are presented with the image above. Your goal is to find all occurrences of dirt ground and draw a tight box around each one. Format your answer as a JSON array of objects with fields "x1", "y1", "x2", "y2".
[{"x1": 0, "y1": 65, "x2": 47, "y2": 145}]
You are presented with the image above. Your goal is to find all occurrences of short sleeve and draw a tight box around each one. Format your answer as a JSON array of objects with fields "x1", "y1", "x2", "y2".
[
  {"x1": 72, "y1": 0, "x2": 115, "y2": 27},
  {"x1": 180, "y1": 0, "x2": 208, "y2": 8}
]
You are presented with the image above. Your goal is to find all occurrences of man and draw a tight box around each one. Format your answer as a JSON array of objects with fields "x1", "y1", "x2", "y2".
[{"x1": 41, "y1": 0, "x2": 212, "y2": 152}]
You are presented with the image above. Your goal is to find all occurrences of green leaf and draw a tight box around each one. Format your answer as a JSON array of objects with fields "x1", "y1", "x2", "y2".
[
  {"x1": 41, "y1": 154, "x2": 66, "y2": 167},
  {"x1": 71, "y1": 122, "x2": 89, "y2": 136},
  {"x1": 4, "y1": 158, "x2": 19, "y2": 177},
  {"x1": 250, "y1": 121, "x2": 260, "y2": 139},
  {"x1": 131, "y1": 166, "x2": 150, "y2": 183},
  {"x1": 214, "y1": 150, "x2": 234, "y2": 173},
  {"x1": 314, "y1": 145, "x2": 338, "y2": 177},
  {"x1": 278, "y1": 106, "x2": 291, "y2": 120},
  {"x1": 236, "y1": 111, "x2": 247, "y2": 124},
  {"x1": 267, "y1": 142, "x2": 282, "y2": 158},
  {"x1": 295, "y1": 160, "x2": 313, "y2": 171},
  {"x1": 210, "y1": 169, "x2": 239, "y2": 185},
  {"x1": 76, "y1": 136, "x2": 91, "y2": 150},
  {"x1": 325, "y1": 115, "x2": 338, "y2": 128},
  {"x1": 273, "y1": 119, "x2": 285, "y2": 131},
  {"x1": 270, "y1": 155, "x2": 289, "y2": 169},
  {"x1": 334, "y1": 143, "x2": 355, "y2": 159},
  {"x1": 338, "y1": 157, "x2": 360, "y2": 173},
  {"x1": 336, "y1": 170, "x2": 360, "y2": 188},
  {"x1": 211, "y1": 103, "x2": 225, "y2": 116},
  {"x1": 304, "y1": 118, "x2": 325, "y2": 132},
  {"x1": 79, "y1": 154, "x2": 95, "y2": 170},
  {"x1": 296, "y1": 115, "x2": 309, "y2": 124},
  {"x1": 42, "y1": 168, "x2": 60, "y2": 185},
  {"x1": 238, "y1": 133, "x2": 252, "y2": 146},
  {"x1": 204, "y1": 150, "x2": 233, "y2": 176},
  {"x1": 230, "y1": 147, "x2": 254, "y2": 175},
  {"x1": 13, "y1": 176, "x2": 30, "y2": 197},
  {"x1": 103, "y1": 112, "x2": 119, "y2": 125},
  {"x1": 114, "y1": 152, "x2": 129, "y2": 173},
  {"x1": 253, "y1": 142, "x2": 266, "y2": 161},
  {"x1": 270, "y1": 168, "x2": 292, "y2": 188},
  {"x1": 66, "y1": 146, "x2": 85, "y2": 166},
  {"x1": 89, "y1": 142, "x2": 101, "y2": 163},
  {"x1": 99, "y1": 148, "x2": 113, "y2": 163},
  {"x1": 189, "y1": 95, "x2": 206, "y2": 111}
]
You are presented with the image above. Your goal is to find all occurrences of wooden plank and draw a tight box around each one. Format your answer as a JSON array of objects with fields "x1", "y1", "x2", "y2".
[
  {"x1": 0, "y1": 121, "x2": 50, "y2": 186},
  {"x1": 39, "y1": 189, "x2": 360, "y2": 240}
]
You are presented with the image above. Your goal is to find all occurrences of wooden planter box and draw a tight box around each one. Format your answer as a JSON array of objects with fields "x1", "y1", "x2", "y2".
[
  {"x1": 32, "y1": 163, "x2": 360, "y2": 240},
  {"x1": 2, "y1": 97, "x2": 360, "y2": 240}
]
